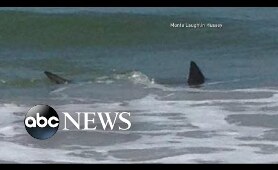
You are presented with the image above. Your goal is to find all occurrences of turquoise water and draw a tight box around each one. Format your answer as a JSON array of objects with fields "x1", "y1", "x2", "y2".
[
  {"x1": 1, "y1": 8, "x2": 278, "y2": 163},
  {"x1": 1, "y1": 8, "x2": 278, "y2": 91}
]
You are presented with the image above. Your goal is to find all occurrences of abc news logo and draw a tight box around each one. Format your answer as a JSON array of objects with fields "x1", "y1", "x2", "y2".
[{"x1": 25, "y1": 105, "x2": 131, "y2": 140}]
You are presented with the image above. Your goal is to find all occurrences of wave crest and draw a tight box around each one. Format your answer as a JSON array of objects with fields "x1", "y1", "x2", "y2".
[{"x1": 113, "y1": 71, "x2": 155, "y2": 85}]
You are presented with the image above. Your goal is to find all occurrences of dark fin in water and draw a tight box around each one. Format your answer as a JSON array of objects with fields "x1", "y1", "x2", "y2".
[
  {"x1": 44, "y1": 71, "x2": 70, "y2": 84},
  {"x1": 187, "y1": 61, "x2": 205, "y2": 86}
]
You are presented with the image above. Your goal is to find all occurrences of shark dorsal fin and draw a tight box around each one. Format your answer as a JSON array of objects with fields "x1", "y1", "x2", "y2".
[
  {"x1": 187, "y1": 61, "x2": 205, "y2": 86},
  {"x1": 44, "y1": 71, "x2": 70, "y2": 84}
]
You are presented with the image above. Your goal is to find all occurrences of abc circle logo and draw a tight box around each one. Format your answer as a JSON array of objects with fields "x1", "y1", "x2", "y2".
[{"x1": 24, "y1": 105, "x2": 59, "y2": 140}]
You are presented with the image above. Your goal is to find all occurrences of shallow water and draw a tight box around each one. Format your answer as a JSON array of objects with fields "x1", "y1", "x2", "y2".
[{"x1": 1, "y1": 7, "x2": 278, "y2": 163}]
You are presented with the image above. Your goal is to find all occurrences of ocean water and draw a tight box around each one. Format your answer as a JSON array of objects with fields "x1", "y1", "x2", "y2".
[{"x1": 1, "y1": 7, "x2": 278, "y2": 163}]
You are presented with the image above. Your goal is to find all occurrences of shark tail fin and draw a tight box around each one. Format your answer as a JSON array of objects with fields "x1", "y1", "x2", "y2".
[{"x1": 44, "y1": 71, "x2": 70, "y2": 84}]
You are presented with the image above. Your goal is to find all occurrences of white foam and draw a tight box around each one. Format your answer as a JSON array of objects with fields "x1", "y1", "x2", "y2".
[
  {"x1": 1, "y1": 86, "x2": 278, "y2": 163},
  {"x1": 0, "y1": 141, "x2": 110, "y2": 163},
  {"x1": 0, "y1": 104, "x2": 27, "y2": 125},
  {"x1": 0, "y1": 125, "x2": 23, "y2": 137}
]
